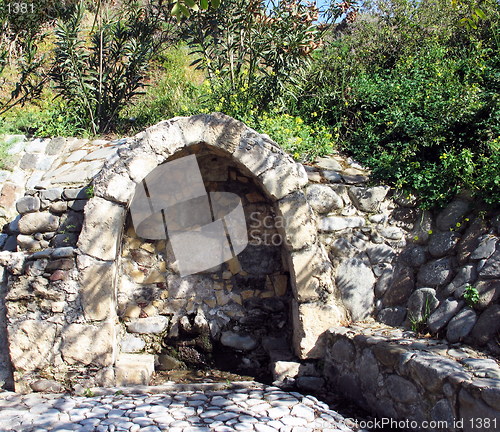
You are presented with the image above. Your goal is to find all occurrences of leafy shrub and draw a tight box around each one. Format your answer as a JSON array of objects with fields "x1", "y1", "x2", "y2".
[
  {"x1": 295, "y1": 0, "x2": 500, "y2": 209},
  {"x1": 185, "y1": 0, "x2": 322, "y2": 117},
  {"x1": 51, "y1": 1, "x2": 164, "y2": 134},
  {"x1": 125, "y1": 45, "x2": 203, "y2": 129},
  {"x1": 250, "y1": 112, "x2": 334, "y2": 162}
]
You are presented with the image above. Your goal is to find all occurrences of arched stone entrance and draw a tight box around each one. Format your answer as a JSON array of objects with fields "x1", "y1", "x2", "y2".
[{"x1": 75, "y1": 113, "x2": 345, "y2": 384}]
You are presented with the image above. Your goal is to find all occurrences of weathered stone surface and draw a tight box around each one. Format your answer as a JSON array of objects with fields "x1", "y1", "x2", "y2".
[
  {"x1": 475, "y1": 279, "x2": 500, "y2": 310},
  {"x1": 471, "y1": 235, "x2": 498, "y2": 260},
  {"x1": 373, "y1": 343, "x2": 407, "y2": 368},
  {"x1": 127, "y1": 316, "x2": 169, "y2": 334},
  {"x1": 39, "y1": 188, "x2": 63, "y2": 201},
  {"x1": 319, "y1": 216, "x2": 365, "y2": 232},
  {"x1": 330, "y1": 238, "x2": 357, "y2": 258},
  {"x1": 479, "y1": 246, "x2": 500, "y2": 279},
  {"x1": 408, "y1": 353, "x2": 467, "y2": 393},
  {"x1": 411, "y1": 210, "x2": 433, "y2": 245},
  {"x1": 336, "y1": 257, "x2": 375, "y2": 321},
  {"x1": 357, "y1": 349, "x2": 379, "y2": 391},
  {"x1": 377, "y1": 307, "x2": 406, "y2": 327},
  {"x1": 385, "y1": 375, "x2": 419, "y2": 403},
  {"x1": 481, "y1": 382, "x2": 500, "y2": 411},
  {"x1": 157, "y1": 354, "x2": 184, "y2": 371},
  {"x1": 18, "y1": 212, "x2": 59, "y2": 234},
  {"x1": 305, "y1": 184, "x2": 343, "y2": 214},
  {"x1": 51, "y1": 247, "x2": 75, "y2": 258},
  {"x1": 348, "y1": 186, "x2": 389, "y2": 213},
  {"x1": 329, "y1": 338, "x2": 355, "y2": 364},
  {"x1": 315, "y1": 156, "x2": 342, "y2": 171},
  {"x1": 292, "y1": 301, "x2": 345, "y2": 359},
  {"x1": 407, "y1": 288, "x2": 439, "y2": 323},
  {"x1": 430, "y1": 399, "x2": 456, "y2": 426},
  {"x1": 30, "y1": 379, "x2": 65, "y2": 393},
  {"x1": 9, "y1": 320, "x2": 57, "y2": 371},
  {"x1": 115, "y1": 354, "x2": 155, "y2": 386},
  {"x1": 296, "y1": 376, "x2": 325, "y2": 391},
  {"x1": 62, "y1": 188, "x2": 88, "y2": 200},
  {"x1": 220, "y1": 331, "x2": 258, "y2": 351},
  {"x1": 15, "y1": 196, "x2": 40, "y2": 214},
  {"x1": 102, "y1": 173, "x2": 136, "y2": 204},
  {"x1": 469, "y1": 304, "x2": 500, "y2": 346},
  {"x1": 383, "y1": 265, "x2": 414, "y2": 307},
  {"x1": 428, "y1": 232, "x2": 460, "y2": 258},
  {"x1": 457, "y1": 219, "x2": 489, "y2": 265},
  {"x1": 77, "y1": 197, "x2": 126, "y2": 260},
  {"x1": 442, "y1": 264, "x2": 477, "y2": 298},
  {"x1": 446, "y1": 308, "x2": 477, "y2": 343},
  {"x1": 365, "y1": 244, "x2": 395, "y2": 265},
  {"x1": 436, "y1": 199, "x2": 470, "y2": 232},
  {"x1": 120, "y1": 334, "x2": 146, "y2": 353},
  {"x1": 428, "y1": 298, "x2": 462, "y2": 333},
  {"x1": 398, "y1": 245, "x2": 427, "y2": 268},
  {"x1": 379, "y1": 226, "x2": 404, "y2": 240},
  {"x1": 322, "y1": 170, "x2": 343, "y2": 183},
  {"x1": 61, "y1": 323, "x2": 114, "y2": 366},
  {"x1": 289, "y1": 245, "x2": 325, "y2": 302},
  {"x1": 277, "y1": 191, "x2": 316, "y2": 251},
  {"x1": 417, "y1": 257, "x2": 454, "y2": 287},
  {"x1": 459, "y1": 388, "x2": 500, "y2": 432},
  {"x1": 259, "y1": 161, "x2": 308, "y2": 200},
  {"x1": 79, "y1": 259, "x2": 116, "y2": 321},
  {"x1": 16, "y1": 234, "x2": 41, "y2": 251}
]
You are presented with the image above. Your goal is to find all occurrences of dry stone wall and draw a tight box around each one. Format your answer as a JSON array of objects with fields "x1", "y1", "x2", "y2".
[{"x1": 0, "y1": 113, "x2": 497, "y2": 428}]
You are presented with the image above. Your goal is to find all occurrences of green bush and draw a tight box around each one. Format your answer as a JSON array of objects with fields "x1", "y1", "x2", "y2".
[
  {"x1": 249, "y1": 112, "x2": 334, "y2": 162},
  {"x1": 295, "y1": 0, "x2": 500, "y2": 209},
  {"x1": 125, "y1": 45, "x2": 202, "y2": 129}
]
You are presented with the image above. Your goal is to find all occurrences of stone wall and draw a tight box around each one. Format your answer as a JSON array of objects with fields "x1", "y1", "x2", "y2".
[
  {"x1": 0, "y1": 113, "x2": 497, "y2": 425},
  {"x1": 323, "y1": 323, "x2": 499, "y2": 432},
  {"x1": 303, "y1": 158, "x2": 500, "y2": 355}
]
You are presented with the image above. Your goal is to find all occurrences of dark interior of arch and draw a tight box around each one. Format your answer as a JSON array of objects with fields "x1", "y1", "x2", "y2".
[{"x1": 118, "y1": 143, "x2": 294, "y2": 382}]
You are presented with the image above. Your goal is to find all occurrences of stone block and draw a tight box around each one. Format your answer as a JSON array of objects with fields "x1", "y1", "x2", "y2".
[
  {"x1": 407, "y1": 288, "x2": 439, "y2": 323},
  {"x1": 8, "y1": 320, "x2": 57, "y2": 372},
  {"x1": 18, "y1": 212, "x2": 59, "y2": 234},
  {"x1": 336, "y1": 257, "x2": 375, "y2": 321},
  {"x1": 101, "y1": 173, "x2": 136, "y2": 204},
  {"x1": 115, "y1": 354, "x2": 155, "y2": 386},
  {"x1": 328, "y1": 338, "x2": 355, "y2": 364},
  {"x1": 428, "y1": 232, "x2": 460, "y2": 258},
  {"x1": 428, "y1": 298, "x2": 462, "y2": 333},
  {"x1": 377, "y1": 307, "x2": 406, "y2": 327},
  {"x1": 121, "y1": 334, "x2": 146, "y2": 353},
  {"x1": 127, "y1": 154, "x2": 158, "y2": 183},
  {"x1": 385, "y1": 374, "x2": 419, "y2": 403},
  {"x1": 319, "y1": 216, "x2": 365, "y2": 232},
  {"x1": 77, "y1": 197, "x2": 126, "y2": 261},
  {"x1": 62, "y1": 188, "x2": 89, "y2": 200},
  {"x1": 127, "y1": 316, "x2": 169, "y2": 334},
  {"x1": 259, "y1": 161, "x2": 308, "y2": 200},
  {"x1": 16, "y1": 196, "x2": 40, "y2": 214},
  {"x1": 479, "y1": 246, "x2": 500, "y2": 279},
  {"x1": 78, "y1": 259, "x2": 116, "y2": 321},
  {"x1": 417, "y1": 257, "x2": 454, "y2": 287},
  {"x1": 289, "y1": 246, "x2": 322, "y2": 302},
  {"x1": 220, "y1": 331, "x2": 258, "y2": 351},
  {"x1": 61, "y1": 323, "x2": 115, "y2": 367},
  {"x1": 277, "y1": 191, "x2": 316, "y2": 251},
  {"x1": 469, "y1": 304, "x2": 500, "y2": 346},
  {"x1": 292, "y1": 301, "x2": 345, "y2": 359},
  {"x1": 305, "y1": 184, "x2": 343, "y2": 214},
  {"x1": 348, "y1": 186, "x2": 389, "y2": 213}
]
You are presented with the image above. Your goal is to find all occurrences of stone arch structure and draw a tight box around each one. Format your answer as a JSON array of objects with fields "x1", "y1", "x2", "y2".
[{"x1": 72, "y1": 113, "x2": 345, "y2": 384}]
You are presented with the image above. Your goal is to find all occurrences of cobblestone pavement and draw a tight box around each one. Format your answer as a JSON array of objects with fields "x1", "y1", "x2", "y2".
[{"x1": 0, "y1": 383, "x2": 356, "y2": 432}]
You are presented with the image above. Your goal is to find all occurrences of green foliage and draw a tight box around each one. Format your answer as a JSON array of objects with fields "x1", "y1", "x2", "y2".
[
  {"x1": 463, "y1": 284, "x2": 480, "y2": 307},
  {"x1": 409, "y1": 297, "x2": 432, "y2": 334},
  {"x1": 296, "y1": 0, "x2": 500, "y2": 209},
  {"x1": 249, "y1": 112, "x2": 334, "y2": 162},
  {"x1": 51, "y1": 1, "x2": 163, "y2": 134},
  {"x1": 125, "y1": 45, "x2": 202, "y2": 129},
  {"x1": 185, "y1": 0, "x2": 322, "y2": 117}
]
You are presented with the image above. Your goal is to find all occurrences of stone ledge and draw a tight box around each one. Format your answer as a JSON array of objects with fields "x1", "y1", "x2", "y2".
[{"x1": 323, "y1": 322, "x2": 500, "y2": 431}]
